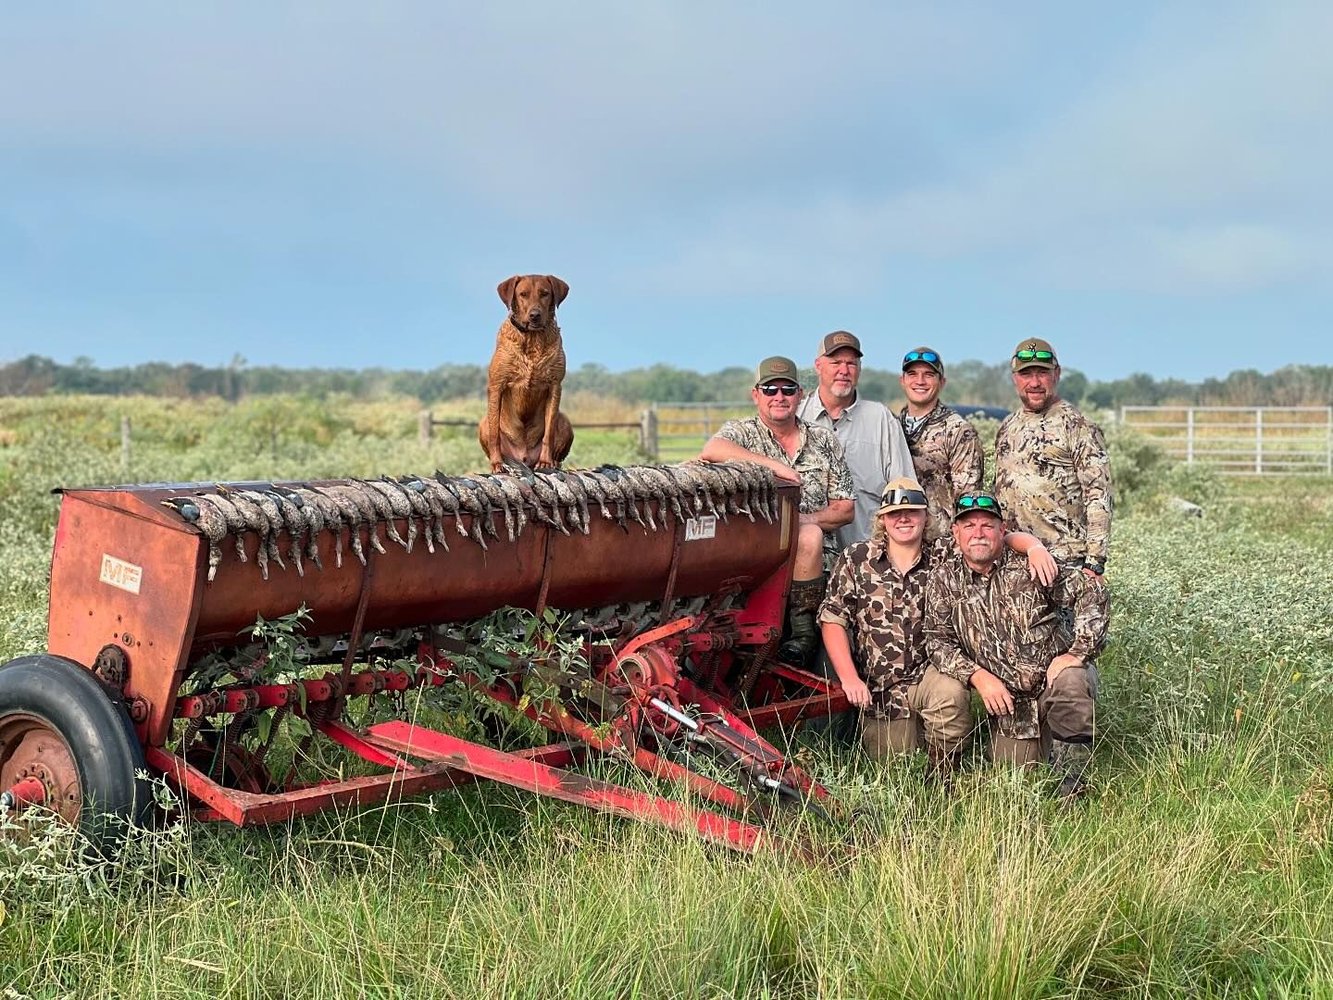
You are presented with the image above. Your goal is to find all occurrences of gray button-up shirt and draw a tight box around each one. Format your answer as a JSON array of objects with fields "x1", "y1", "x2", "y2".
[{"x1": 797, "y1": 392, "x2": 916, "y2": 549}]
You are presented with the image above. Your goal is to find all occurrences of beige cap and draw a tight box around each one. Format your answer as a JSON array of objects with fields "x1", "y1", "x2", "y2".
[
  {"x1": 755, "y1": 356, "x2": 800, "y2": 385},
  {"x1": 817, "y1": 331, "x2": 862, "y2": 358},
  {"x1": 876, "y1": 476, "x2": 929, "y2": 515},
  {"x1": 1011, "y1": 337, "x2": 1058, "y2": 371}
]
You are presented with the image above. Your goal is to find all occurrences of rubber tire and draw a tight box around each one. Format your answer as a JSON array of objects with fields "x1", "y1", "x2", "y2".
[{"x1": 0, "y1": 653, "x2": 150, "y2": 856}]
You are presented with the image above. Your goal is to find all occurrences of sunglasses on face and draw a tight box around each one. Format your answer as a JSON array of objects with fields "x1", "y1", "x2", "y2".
[
  {"x1": 903, "y1": 351, "x2": 940, "y2": 365},
  {"x1": 1013, "y1": 349, "x2": 1055, "y2": 362},
  {"x1": 757, "y1": 383, "x2": 799, "y2": 397},
  {"x1": 881, "y1": 488, "x2": 928, "y2": 508},
  {"x1": 955, "y1": 493, "x2": 1000, "y2": 512}
]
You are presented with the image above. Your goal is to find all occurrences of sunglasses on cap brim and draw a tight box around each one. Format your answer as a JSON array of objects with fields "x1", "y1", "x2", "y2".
[
  {"x1": 1013, "y1": 349, "x2": 1055, "y2": 363},
  {"x1": 880, "y1": 488, "x2": 927, "y2": 509},
  {"x1": 955, "y1": 493, "x2": 1001, "y2": 514},
  {"x1": 903, "y1": 351, "x2": 940, "y2": 366},
  {"x1": 757, "y1": 383, "x2": 799, "y2": 396}
]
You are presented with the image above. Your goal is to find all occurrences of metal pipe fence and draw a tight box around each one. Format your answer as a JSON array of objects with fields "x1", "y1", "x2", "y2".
[
  {"x1": 1119, "y1": 405, "x2": 1333, "y2": 475},
  {"x1": 648, "y1": 401, "x2": 754, "y2": 463}
]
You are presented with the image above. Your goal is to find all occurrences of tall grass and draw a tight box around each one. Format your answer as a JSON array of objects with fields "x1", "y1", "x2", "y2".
[{"x1": 2, "y1": 396, "x2": 1332, "y2": 997}]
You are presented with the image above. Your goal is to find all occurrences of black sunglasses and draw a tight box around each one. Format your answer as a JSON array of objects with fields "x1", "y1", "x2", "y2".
[
  {"x1": 880, "y1": 488, "x2": 927, "y2": 508},
  {"x1": 1013, "y1": 349, "x2": 1055, "y2": 362},
  {"x1": 757, "y1": 383, "x2": 799, "y2": 397},
  {"x1": 903, "y1": 351, "x2": 940, "y2": 365},
  {"x1": 955, "y1": 492, "x2": 1000, "y2": 512}
]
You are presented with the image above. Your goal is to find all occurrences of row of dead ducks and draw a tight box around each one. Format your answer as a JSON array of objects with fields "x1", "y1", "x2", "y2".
[{"x1": 163, "y1": 461, "x2": 784, "y2": 582}]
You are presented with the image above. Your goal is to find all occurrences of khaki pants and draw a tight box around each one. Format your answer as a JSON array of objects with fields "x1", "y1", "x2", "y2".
[
  {"x1": 860, "y1": 666, "x2": 971, "y2": 759},
  {"x1": 991, "y1": 665, "x2": 1097, "y2": 766}
]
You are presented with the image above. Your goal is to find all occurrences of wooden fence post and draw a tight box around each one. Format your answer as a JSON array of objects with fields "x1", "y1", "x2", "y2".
[
  {"x1": 640, "y1": 409, "x2": 659, "y2": 460},
  {"x1": 419, "y1": 409, "x2": 433, "y2": 444}
]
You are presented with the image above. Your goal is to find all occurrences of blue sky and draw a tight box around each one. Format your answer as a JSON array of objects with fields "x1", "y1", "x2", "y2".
[{"x1": 1, "y1": 3, "x2": 1329, "y2": 382}]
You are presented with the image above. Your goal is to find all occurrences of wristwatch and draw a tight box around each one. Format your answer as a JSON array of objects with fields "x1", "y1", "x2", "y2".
[{"x1": 1083, "y1": 559, "x2": 1105, "y2": 575}]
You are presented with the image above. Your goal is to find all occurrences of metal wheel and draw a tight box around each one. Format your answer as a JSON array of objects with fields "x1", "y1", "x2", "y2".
[{"x1": 0, "y1": 654, "x2": 150, "y2": 855}]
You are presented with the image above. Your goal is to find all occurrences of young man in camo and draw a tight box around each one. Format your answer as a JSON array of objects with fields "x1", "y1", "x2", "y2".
[
  {"x1": 923, "y1": 490, "x2": 1109, "y2": 800},
  {"x1": 700, "y1": 355, "x2": 854, "y2": 666},
  {"x1": 898, "y1": 346, "x2": 985, "y2": 540},
  {"x1": 994, "y1": 338, "x2": 1113, "y2": 581},
  {"x1": 820, "y1": 477, "x2": 1055, "y2": 782}
]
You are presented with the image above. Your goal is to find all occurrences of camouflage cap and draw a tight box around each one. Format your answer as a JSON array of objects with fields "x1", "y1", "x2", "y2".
[
  {"x1": 952, "y1": 490, "x2": 1004, "y2": 522},
  {"x1": 1011, "y1": 337, "x2": 1058, "y2": 371},
  {"x1": 902, "y1": 346, "x2": 944, "y2": 375},
  {"x1": 817, "y1": 331, "x2": 862, "y2": 358},
  {"x1": 755, "y1": 356, "x2": 800, "y2": 385},
  {"x1": 876, "y1": 476, "x2": 928, "y2": 515}
]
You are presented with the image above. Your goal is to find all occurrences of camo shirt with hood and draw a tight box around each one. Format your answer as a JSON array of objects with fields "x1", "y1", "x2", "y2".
[
  {"x1": 993, "y1": 398, "x2": 1113, "y2": 565},
  {"x1": 819, "y1": 535, "x2": 956, "y2": 720},
  {"x1": 899, "y1": 403, "x2": 985, "y2": 541},
  {"x1": 923, "y1": 548, "x2": 1109, "y2": 739},
  {"x1": 714, "y1": 416, "x2": 854, "y2": 515}
]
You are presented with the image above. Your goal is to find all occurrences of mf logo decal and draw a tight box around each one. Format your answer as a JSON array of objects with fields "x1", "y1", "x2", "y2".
[
  {"x1": 99, "y1": 554, "x2": 143, "y2": 595},
  {"x1": 685, "y1": 515, "x2": 717, "y2": 541}
]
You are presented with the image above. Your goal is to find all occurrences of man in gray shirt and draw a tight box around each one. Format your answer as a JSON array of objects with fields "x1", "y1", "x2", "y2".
[
  {"x1": 797, "y1": 331, "x2": 916, "y2": 551},
  {"x1": 796, "y1": 331, "x2": 916, "y2": 742}
]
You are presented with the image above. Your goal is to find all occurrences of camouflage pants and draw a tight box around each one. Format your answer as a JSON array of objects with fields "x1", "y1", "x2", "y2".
[
  {"x1": 860, "y1": 667, "x2": 972, "y2": 759},
  {"x1": 991, "y1": 665, "x2": 1098, "y2": 766}
]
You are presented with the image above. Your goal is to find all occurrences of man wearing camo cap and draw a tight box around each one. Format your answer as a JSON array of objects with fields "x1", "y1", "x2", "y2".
[
  {"x1": 821, "y1": 477, "x2": 1056, "y2": 781},
  {"x1": 994, "y1": 337, "x2": 1113, "y2": 581},
  {"x1": 898, "y1": 346, "x2": 984, "y2": 540},
  {"x1": 797, "y1": 331, "x2": 915, "y2": 551},
  {"x1": 701, "y1": 355, "x2": 854, "y2": 666},
  {"x1": 924, "y1": 489, "x2": 1108, "y2": 800}
]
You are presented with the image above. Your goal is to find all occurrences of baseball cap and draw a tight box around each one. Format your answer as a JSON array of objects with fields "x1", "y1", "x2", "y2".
[
  {"x1": 755, "y1": 356, "x2": 800, "y2": 385},
  {"x1": 1011, "y1": 338, "x2": 1058, "y2": 371},
  {"x1": 817, "y1": 331, "x2": 862, "y2": 358},
  {"x1": 952, "y1": 490, "x2": 1004, "y2": 522},
  {"x1": 876, "y1": 476, "x2": 929, "y2": 516},
  {"x1": 902, "y1": 346, "x2": 944, "y2": 375}
]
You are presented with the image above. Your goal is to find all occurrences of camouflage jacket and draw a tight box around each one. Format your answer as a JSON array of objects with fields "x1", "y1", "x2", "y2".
[
  {"x1": 994, "y1": 399, "x2": 1113, "y2": 565},
  {"x1": 923, "y1": 548, "x2": 1110, "y2": 739},
  {"x1": 900, "y1": 403, "x2": 985, "y2": 541},
  {"x1": 714, "y1": 416, "x2": 854, "y2": 516},
  {"x1": 819, "y1": 535, "x2": 956, "y2": 721}
]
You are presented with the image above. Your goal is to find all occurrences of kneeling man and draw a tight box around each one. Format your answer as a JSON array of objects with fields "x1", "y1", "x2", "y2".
[
  {"x1": 820, "y1": 478, "x2": 1054, "y2": 782},
  {"x1": 924, "y1": 490, "x2": 1109, "y2": 799}
]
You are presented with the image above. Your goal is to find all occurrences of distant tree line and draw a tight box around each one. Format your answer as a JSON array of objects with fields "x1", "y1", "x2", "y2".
[{"x1": 1, "y1": 353, "x2": 1330, "y2": 410}]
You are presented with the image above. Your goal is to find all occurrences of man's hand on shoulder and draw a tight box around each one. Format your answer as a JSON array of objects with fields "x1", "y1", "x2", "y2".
[{"x1": 1025, "y1": 544, "x2": 1058, "y2": 586}]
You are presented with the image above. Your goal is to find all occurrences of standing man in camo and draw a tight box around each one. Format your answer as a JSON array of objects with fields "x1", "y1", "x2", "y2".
[
  {"x1": 994, "y1": 338, "x2": 1113, "y2": 581},
  {"x1": 797, "y1": 331, "x2": 915, "y2": 552},
  {"x1": 898, "y1": 346, "x2": 984, "y2": 540}
]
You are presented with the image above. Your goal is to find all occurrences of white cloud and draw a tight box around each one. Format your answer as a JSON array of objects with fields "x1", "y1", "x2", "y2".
[
  {"x1": 633, "y1": 3, "x2": 1333, "y2": 296},
  {"x1": 0, "y1": 3, "x2": 1009, "y2": 214}
]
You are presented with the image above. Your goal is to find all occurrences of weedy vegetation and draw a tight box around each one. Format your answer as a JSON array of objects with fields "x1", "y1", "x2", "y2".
[{"x1": 1, "y1": 395, "x2": 1332, "y2": 998}]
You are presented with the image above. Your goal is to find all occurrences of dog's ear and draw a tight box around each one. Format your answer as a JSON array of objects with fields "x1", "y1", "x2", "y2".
[
  {"x1": 547, "y1": 275, "x2": 570, "y2": 306},
  {"x1": 497, "y1": 276, "x2": 520, "y2": 308}
]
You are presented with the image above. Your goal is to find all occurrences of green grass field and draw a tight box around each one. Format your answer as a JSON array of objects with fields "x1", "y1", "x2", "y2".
[{"x1": 2, "y1": 396, "x2": 1332, "y2": 998}]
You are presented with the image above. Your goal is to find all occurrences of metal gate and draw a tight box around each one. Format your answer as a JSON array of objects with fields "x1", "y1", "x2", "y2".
[
  {"x1": 1119, "y1": 406, "x2": 1333, "y2": 475},
  {"x1": 649, "y1": 401, "x2": 753, "y2": 463}
]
